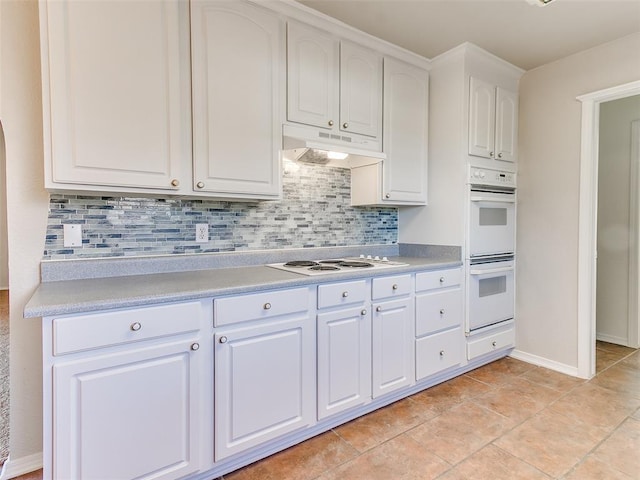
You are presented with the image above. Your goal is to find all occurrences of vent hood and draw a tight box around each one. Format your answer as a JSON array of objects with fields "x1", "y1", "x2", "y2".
[{"x1": 282, "y1": 124, "x2": 385, "y2": 168}]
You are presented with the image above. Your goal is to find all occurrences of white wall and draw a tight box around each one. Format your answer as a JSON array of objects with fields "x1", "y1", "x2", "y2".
[
  {"x1": 0, "y1": 0, "x2": 50, "y2": 474},
  {"x1": 596, "y1": 95, "x2": 640, "y2": 345},
  {"x1": 516, "y1": 32, "x2": 640, "y2": 372},
  {"x1": 0, "y1": 122, "x2": 7, "y2": 290}
]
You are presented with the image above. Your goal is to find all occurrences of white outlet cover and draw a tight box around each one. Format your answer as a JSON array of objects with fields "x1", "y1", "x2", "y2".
[
  {"x1": 63, "y1": 224, "x2": 82, "y2": 247},
  {"x1": 195, "y1": 223, "x2": 209, "y2": 243}
]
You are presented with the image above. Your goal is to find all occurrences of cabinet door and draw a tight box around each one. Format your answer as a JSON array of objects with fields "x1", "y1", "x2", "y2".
[
  {"x1": 53, "y1": 339, "x2": 201, "y2": 480},
  {"x1": 287, "y1": 21, "x2": 339, "y2": 130},
  {"x1": 214, "y1": 315, "x2": 315, "y2": 460},
  {"x1": 416, "y1": 327, "x2": 463, "y2": 381},
  {"x1": 495, "y1": 87, "x2": 518, "y2": 163},
  {"x1": 382, "y1": 57, "x2": 429, "y2": 204},
  {"x1": 468, "y1": 76, "x2": 496, "y2": 159},
  {"x1": 317, "y1": 306, "x2": 371, "y2": 419},
  {"x1": 340, "y1": 41, "x2": 382, "y2": 138},
  {"x1": 372, "y1": 297, "x2": 415, "y2": 398},
  {"x1": 42, "y1": 0, "x2": 190, "y2": 191},
  {"x1": 191, "y1": 1, "x2": 283, "y2": 198}
]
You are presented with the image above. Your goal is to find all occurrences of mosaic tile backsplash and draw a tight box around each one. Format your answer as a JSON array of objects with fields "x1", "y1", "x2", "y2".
[{"x1": 44, "y1": 159, "x2": 398, "y2": 260}]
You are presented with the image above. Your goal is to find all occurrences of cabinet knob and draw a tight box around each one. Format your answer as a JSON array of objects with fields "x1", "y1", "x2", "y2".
[
  {"x1": 489, "y1": 151, "x2": 494, "y2": 157},
  {"x1": 492, "y1": 341, "x2": 497, "y2": 348},
  {"x1": 342, "y1": 291, "x2": 349, "y2": 298},
  {"x1": 439, "y1": 350, "x2": 445, "y2": 357},
  {"x1": 190, "y1": 342, "x2": 200, "y2": 351},
  {"x1": 439, "y1": 277, "x2": 445, "y2": 283},
  {"x1": 219, "y1": 336, "x2": 228, "y2": 344},
  {"x1": 385, "y1": 193, "x2": 390, "y2": 199},
  {"x1": 328, "y1": 120, "x2": 334, "y2": 127},
  {"x1": 196, "y1": 181, "x2": 205, "y2": 189},
  {"x1": 130, "y1": 322, "x2": 142, "y2": 332},
  {"x1": 171, "y1": 179, "x2": 180, "y2": 187},
  {"x1": 263, "y1": 302, "x2": 272, "y2": 310},
  {"x1": 342, "y1": 122, "x2": 348, "y2": 129},
  {"x1": 361, "y1": 309, "x2": 367, "y2": 316},
  {"x1": 440, "y1": 309, "x2": 445, "y2": 315},
  {"x1": 392, "y1": 284, "x2": 398, "y2": 290},
  {"x1": 376, "y1": 306, "x2": 382, "y2": 312},
  {"x1": 497, "y1": 152, "x2": 503, "y2": 159}
]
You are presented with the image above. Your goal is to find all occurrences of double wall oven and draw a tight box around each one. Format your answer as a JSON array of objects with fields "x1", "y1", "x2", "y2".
[{"x1": 467, "y1": 167, "x2": 516, "y2": 333}]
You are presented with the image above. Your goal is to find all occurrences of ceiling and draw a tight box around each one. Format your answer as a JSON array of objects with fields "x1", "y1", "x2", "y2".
[{"x1": 296, "y1": 0, "x2": 640, "y2": 71}]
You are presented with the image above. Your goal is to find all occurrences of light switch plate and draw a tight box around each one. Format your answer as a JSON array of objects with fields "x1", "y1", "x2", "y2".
[{"x1": 63, "y1": 224, "x2": 82, "y2": 247}]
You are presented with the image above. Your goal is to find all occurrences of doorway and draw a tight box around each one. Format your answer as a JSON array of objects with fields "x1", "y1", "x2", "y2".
[
  {"x1": 0, "y1": 120, "x2": 8, "y2": 467},
  {"x1": 577, "y1": 80, "x2": 640, "y2": 379}
]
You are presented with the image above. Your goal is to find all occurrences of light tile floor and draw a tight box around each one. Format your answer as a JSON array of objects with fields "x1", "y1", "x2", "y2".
[{"x1": 15, "y1": 341, "x2": 639, "y2": 480}]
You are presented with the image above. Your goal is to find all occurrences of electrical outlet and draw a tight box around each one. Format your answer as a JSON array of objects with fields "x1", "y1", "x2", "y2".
[{"x1": 195, "y1": 223, "x2": 209, "y2": 243}]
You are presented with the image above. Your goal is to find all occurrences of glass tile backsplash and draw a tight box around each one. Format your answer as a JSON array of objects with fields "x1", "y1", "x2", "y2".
[{"x1": 43, "y1": 159, "x2": 398, "y2": 260}]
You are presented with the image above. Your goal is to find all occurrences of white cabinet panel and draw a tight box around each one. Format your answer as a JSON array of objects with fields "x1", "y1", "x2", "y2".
[
  {"x1": 317, "y1": 306, "x2": 371, "y2": 419},
  {"x1": 372, "y1": 297, "x2": 415, "y2": 398},
  {"x1": 191, "y1": 0, "x2": 283, "y2": 198},
  {"x1": 41, "y1": 0, "x2": 191, "y2": 191},
  {"x1": 53, "y1": 339, "x2": 201, "y2": 480},
  {"x1": 416, "y1": 327, "x2": 463, "y2": 380},
  {"x1": 214, "y1": 314, "x2": 315, "y2": 460},
  {"x1": 495, "y1": 87, "x2": 518, "y2": 163},
  {"x1": 415, "y1": 288, "x2": 462, "y2": 337}
]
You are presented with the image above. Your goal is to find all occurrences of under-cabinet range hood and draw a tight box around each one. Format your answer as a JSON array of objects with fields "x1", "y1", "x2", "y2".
[{"x1": 282, "y1": 124, "x2": 385, "y2": 168}]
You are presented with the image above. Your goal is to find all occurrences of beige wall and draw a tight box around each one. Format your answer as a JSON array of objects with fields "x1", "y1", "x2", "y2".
[
  {"x1": 516, "y1": 32, "x2": 640, "y2": 370},
  {"x1": 596, "y1": 95, "x2": 640, "y2": 345},
  {"x1": 0, "y1": 0, "x2": 50, "y2": 471}
]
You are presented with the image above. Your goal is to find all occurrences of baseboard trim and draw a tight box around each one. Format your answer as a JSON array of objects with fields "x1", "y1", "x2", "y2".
[
  {"x1": 596, "y1": 333, "x2": 629, "y2": 346},
  {"x1": 0, "y1": 452, "x2": 43, "y2": 480},
  {"x1": 510, "y1": 349, "x2": 581, "y2": 378}
]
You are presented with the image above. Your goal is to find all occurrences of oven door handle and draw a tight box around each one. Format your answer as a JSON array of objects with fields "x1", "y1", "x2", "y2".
[
  {"x1": 470, "y1": 193, "x2": 516, "y2": 203},
  {"x1": 469, "y1": 266, "x2": 513, "y2": 275}
]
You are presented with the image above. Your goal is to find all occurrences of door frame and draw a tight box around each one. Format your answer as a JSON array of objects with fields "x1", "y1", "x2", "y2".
[
  {"x1": 629, "y1": 119, "x2": 640, "y2": 349},
  {"x1": 577, "y1": 80, "x2": 640, "y2": 379}
]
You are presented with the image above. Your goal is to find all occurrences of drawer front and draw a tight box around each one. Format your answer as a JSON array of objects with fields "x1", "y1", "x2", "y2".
[
  {"x1": 416, "y1": 327, "x2": 462, "y2": 380},
  {"x1": 372, "y1": 274, "x2": 412, "y2": 300},
  {"x1": 318, "y1": 280, "x2": 368, "y2": 309},
  {"x1": 416, "y1": 288, "x2": 462, "y2": 337},
  {"x1": 415, "y1": 267, "x2": 462, "y2": 292},
  {"x1": 467, "y1": 325, "x2": 515, "y2": 360},
  {"x1": 215, "y1": 287, "x2": 310, "y2": 326},
  {"x1": 53, "y1": 301, "x2": 203, "y2": 355}
]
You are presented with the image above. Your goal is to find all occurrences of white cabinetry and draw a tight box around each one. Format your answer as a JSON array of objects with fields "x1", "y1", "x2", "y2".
[
  {"x1": 468, "y1": 76, "x2": 518, "y2": 163},
  {"x1": 371, "y1": 274, "x2": 415, "y2": 398},
  {"x1": 191, "y1": 0, "x2": 283, "y2": 199},
  {"x1": 43, "y1": 301, "x2": 208, "y2": 480},
  {"x1": 351, "y1": 58, "x2": 428, "y2": 206},
  {"x1": 213, "y1": 287, "x2": 315, "y2": 460},
  {"x1": 415, "y1": 268, "x2": 463, "y2": 380},
  {"x1": 317, "y1": 280, "x2": 371, "y2": 419},
  {"x1": 286, "y1": 21, "x2": 382, "y2": 142},
  {"x1": 40, "y1": 0, "x2": 192, "y2": 193}
]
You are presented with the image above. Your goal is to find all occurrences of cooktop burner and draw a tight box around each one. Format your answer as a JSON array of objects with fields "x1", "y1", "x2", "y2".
[{"x1": 267, "y1": 257, "x2": 408, "y2": 276}]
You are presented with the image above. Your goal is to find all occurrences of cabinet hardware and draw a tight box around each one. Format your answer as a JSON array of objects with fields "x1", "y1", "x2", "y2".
[
  {"x1": 170, "y1": 179, "x2": 179, "y2": 187},
  {"x1": 263, "y1": 302, "x2": 272, "y2": 310},
  {"x1": 342, "y1": 291, "x2": 349, "y2": 298},
  {"x1": 439, "y1": 277, "x2": 445, "y2": 283},
  {"x1": 342, "y1": 122, "x2": 348, "y2": 129},
  {"x1": 328, "y1": 120, "x2": 334, "y2": 127},
  {"x1": 376, "y1": 306, "x2": 382, "y2": 312},
  {"x1": 130, "y1": 322, "x2": 142, "y2": 332},
  {"x1": 392, "y1": 284, "x2": 398, "y2": 290},
  {"x1": 489, "y1": 151, "x2": 494, "y2": 157},
  {"x1": 361, "y1": 309, "x2": 367, "y2": 315},
  {"x1": 439, "y1": 350, "x2": 445, "y2": 357},
  {"x1": 385, "y1": 193, "x2": 390, "y2": 199},
  {"x1": 440, "y1": 309, "x2": 445, "y2": 315},
  {"x1": 196, "y1": 181, "x2": 205, "y2": 189},
  {"x1": 190, "y1": 343, "x2": 200, "y2": 351},
  {"x1": 219, "y1": 336, "x2": 228, "y2": 344},
  {"x1": 497, "y1": 152, "x2": 503, "y2": 158},
  {"x1": 492, "y1": 341, "x2": 497, "y2": 348}
]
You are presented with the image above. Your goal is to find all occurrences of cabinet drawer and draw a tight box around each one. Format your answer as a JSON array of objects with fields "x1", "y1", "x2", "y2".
[
  {"x1": 416, "y1": 327, "x2": 462, "y2": 380},
  {"x1": 215, "y1": 287, "x2": 310, "y2": 326},
  {"x1": 467, "y1": 324, "x2": 515, "y2": 360},
  {"x1": 416, "y1": 288, "x2": 462, "y2": 336},
  {"x1": 415, "y1": 268, "x2": 462, "y2": 292},
  {"x1": 318, "y1": 280, "x2": 368, "y2": 309},
  {"x1": 372, "y1": 274, "x2": 412, "y2": 300},
  {"x1": 53, "y1": 301, "x2": 203, "y2": 355}
]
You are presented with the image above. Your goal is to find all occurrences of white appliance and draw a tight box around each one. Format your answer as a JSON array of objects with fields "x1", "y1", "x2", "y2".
[
  {"x1": 467, "y1": 166, "x2": 516, "y2": 333},
  {"x1": 268, "y1": 257, "x2": 408, "y2": 276}
]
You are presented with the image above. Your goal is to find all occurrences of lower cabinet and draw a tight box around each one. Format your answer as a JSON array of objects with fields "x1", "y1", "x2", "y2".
[
  {"x1": 213, "y1": 289, "x2": 315, "y2": 460},
  {"x1": 416, "y1": 327, "x2": 463, "y2": 380},
  {"x1": 467, "y1": 320, "x2": 515, "y2": 360},
  {"x1": 45, "y1": 301, "x2": 207, "y2": 480}
]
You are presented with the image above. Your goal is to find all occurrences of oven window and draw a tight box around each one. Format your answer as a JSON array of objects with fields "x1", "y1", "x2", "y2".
[
  {"x1": 479, "y1": 276, "x2": 507, "y2": 297},
  {"x1": 479, "y1": 207, "x2": 507, "y2": 226}
]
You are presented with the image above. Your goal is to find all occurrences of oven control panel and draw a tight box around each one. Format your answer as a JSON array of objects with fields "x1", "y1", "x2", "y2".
[{"x1": 469, "y1": 167, "x2": 516, "y2": 188}]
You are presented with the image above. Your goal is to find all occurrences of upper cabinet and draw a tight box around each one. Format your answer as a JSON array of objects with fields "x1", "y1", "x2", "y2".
[
  {"x1": 468, "y1": 76, "x2": 518, "y2": 164},
  {"x1": 286, "y1": 22, "x2": 383, "y2": 143},
  {"x1": 190, "y1": 0, "x2": 284, "y2": 199},
  {"x1": 40, "y1": 0, "x2": 192, "y2": 192},
  {"x1": 351, "y1": 58, "x2": 429, "y2": 206}
]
